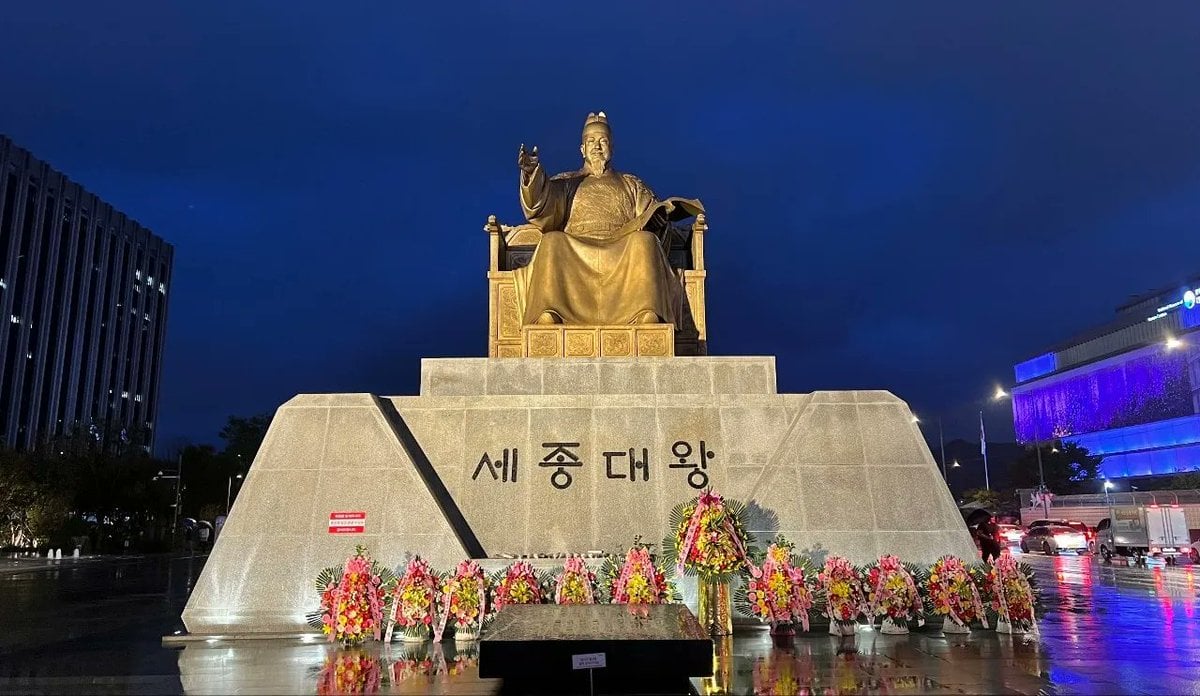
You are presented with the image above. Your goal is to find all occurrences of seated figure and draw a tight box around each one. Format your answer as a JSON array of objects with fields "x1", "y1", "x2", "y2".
[{"x1": 514, "y1": 112, "x2": 703, "y2": 327}]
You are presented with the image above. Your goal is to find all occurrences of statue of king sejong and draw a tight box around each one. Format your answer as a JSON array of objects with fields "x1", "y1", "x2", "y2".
[{"x1": 514, "y1": 112, "x2": 703, "y2": 327}]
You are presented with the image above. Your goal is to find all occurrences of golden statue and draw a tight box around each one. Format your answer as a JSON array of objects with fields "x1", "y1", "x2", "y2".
[{"x1": 513, "y1": 112, "x2": 703, "y2": 327}]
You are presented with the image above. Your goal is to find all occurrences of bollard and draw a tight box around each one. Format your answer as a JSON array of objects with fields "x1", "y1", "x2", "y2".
[
  {"x1": 55, "y1": 548, "x2": 62, "y2": 559},
  {"x1": 73, "y1": 548, "x2": 80, "y2": 558}
]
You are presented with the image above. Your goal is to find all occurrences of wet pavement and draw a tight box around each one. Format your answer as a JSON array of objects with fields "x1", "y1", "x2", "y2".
[{"x1": 0, "y1": 551, "x2": 1197, "y2": 694}]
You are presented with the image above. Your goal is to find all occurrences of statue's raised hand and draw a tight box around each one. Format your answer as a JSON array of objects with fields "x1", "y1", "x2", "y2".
[{"x1": 518, "y1": 144, "x2": 539, "y2": 177}]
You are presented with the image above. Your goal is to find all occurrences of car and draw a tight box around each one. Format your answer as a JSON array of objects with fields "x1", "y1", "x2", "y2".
[
  {"x1": 1028, "y1": 518, "x2": 1094, "y2": 552},
  {"x1": 1020, "y1": 525, "x2": 1089, "y2": 555},
  {"x1": 996, "y1": 523, "x2": 1025, "y2": 546}
]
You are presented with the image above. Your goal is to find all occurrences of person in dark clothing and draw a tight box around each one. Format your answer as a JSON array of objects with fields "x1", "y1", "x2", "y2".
[{"x1": 976, "y1": 517, "x2": 1002, "y2": 563}]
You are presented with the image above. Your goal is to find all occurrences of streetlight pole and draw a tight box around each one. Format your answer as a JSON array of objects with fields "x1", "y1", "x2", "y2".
[
  {"x1": 938, "y1": 418, "x2": 947, "y2": 479},
  {"x1": 172, "y1": 452, "x2": 183, "y2": 533},
  {"x1": 226, "y1": 473, "x2": 244, "y2": 515}
]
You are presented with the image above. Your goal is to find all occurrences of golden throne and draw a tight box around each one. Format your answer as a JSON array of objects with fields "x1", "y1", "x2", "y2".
[{"x1": 485, "y1": 213, "x2": 708, "y2": 358}]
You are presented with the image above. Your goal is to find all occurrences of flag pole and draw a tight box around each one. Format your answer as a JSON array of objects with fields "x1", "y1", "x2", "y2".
[{"x1": 979, "y1": 410, "x2": 990, "y2": 491}]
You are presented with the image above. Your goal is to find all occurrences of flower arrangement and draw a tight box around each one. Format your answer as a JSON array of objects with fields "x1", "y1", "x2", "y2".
[
  {"x1": 553, "y1": 555, "x2": 598, "y2": 605},
  {"x1": 662, "y1": 489, "x2": 753, "y2": 582},
  {"x1": 863, "y1": 555, "x2": 924, "y2": 632},
  {"x1": 316, "y1": 650, "x2": 382, "y2": 695},
  {"x1": 432, "y1": 560, "x2": 489, "y2": 642},
  {"x1": 386, "y1": 556, "x2": 439, "y2": 641},
  {"x1": 310, "y1": 546, "x2": 393, "y2": 646},
  {"x1": 736, "y1": 538, "x2": 817, "y2": 631},
  {"x1": 923, "y1": 556, "x2": 987, "y2": 630},
  {"x1": 490, "y1": 561, "x2": 545, "y2": 609},
  {"x1": 983, "y1": 554, "x2": 1037, "y2": 632},
  {"x1": 816, "y1": 555, "x2": 866, "y2": 631},
  {"x1": 601, "y1": 540, "x2": 678, "y2": 604}
]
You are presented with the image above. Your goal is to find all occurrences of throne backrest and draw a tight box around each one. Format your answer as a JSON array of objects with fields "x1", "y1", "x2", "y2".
[
  {"x1": 484, "y1": 214, "x2": 708, "y2": 357},
  {"x1": 496, "y1": 223, "x2": 696, "y2": 273}
]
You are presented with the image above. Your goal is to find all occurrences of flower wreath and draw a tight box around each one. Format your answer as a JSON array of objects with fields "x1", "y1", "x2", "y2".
[
  {"x1": 923, "y1": 555, "x2": 988, "y2": 628},
  {"x1": 432, "y1": 560, "x2": 489, "y2": 642},
  {"x1": 308, "y1": 545, "x2": 394, "y2": 646},
  {"x1": 863, "y1": 555, "x2": 924, "y2": 626},
  {"x1": 385, "y1": 556, "x2": 439, "y2": 641},
  {"x1": 553, "y1": 555, "x2": 599, "y2": 605},
  {"x1": 601, "y1": 539, "x2": 679, "y2": 604},
  {"x1": 736, "y1": 537, "x2": 817, "y2": 631},
  {"x1": 662, "y1": 489, "x2": 754, "y2": 582},
  {"x1": 490, "y1": 560, "x2": 546, "y2": 609},
  {"x1": 816, "y1": 555, "x2": 866, "y2": 627}
]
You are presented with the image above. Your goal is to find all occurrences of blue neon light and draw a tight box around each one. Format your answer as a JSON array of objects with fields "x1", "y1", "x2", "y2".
[
  {"x1": 1013, "y1": 345, "x2": 1191, "y2": 442},
  {"x1": 1078, "y1": 440, "x2": 1200, "y2": 479},
  {"x1": 1183, "y1": 304, "x2": 1200, "y2": 330},
  {"x1": 1071, "y1": 414, "x2": 1200, "y2": 455},
  {"x1": 1014, "y1": 352, "x2": 1057, "y2": 383}
]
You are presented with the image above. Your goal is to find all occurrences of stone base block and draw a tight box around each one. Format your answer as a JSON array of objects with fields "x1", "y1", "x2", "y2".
[{"x1": 182, "y1": 358, "x2": 977, "y2": 636}]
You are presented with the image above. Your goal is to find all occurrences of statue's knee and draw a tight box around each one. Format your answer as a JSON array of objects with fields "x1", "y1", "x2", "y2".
[{"x1": 633, "y1": 230, "x2": 662, "y2": 250}]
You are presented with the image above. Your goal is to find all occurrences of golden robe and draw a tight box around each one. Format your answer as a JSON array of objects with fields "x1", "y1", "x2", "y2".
[{"x1": 515, "y1": 164, "x2": 703, "y2": 326}]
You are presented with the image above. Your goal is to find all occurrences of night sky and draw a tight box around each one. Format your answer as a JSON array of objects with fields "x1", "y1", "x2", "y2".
[{"x1": 2, "y1": 2, "x2": 1198, "y2": 451}]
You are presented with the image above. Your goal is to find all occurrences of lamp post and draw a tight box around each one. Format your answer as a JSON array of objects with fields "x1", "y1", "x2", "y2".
[
  {"x1": 153, "y1": 452, "x2": 185, "y2": 534},
  {"x1": 226, "y1": 473, "x2": 244, "y2": 515},
  {"x1": 1103, "y1": 479, "x2": 1115, "y2": 507}
]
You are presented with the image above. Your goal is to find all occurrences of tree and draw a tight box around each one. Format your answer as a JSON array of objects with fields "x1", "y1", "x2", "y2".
[
  {"x1": 219, "y1": 414, "x2": 272, "y2": 465},
  {"x1": 963, "y1": 488, "x2": 1002, "y2": 508},
  {"x1": 1009, "y1": 441, "x2": 1102, "y2": 495}
]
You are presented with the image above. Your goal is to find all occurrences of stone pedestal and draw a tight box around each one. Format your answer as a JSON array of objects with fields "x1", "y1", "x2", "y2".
[{"x1": 182, "y1": 356, "x2": 976, "y2": 636}]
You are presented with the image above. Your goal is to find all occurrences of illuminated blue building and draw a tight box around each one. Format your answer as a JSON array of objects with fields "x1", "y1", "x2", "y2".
[{"x1": 1012, "y1": 279, "x2": 1200, "y2": 479}]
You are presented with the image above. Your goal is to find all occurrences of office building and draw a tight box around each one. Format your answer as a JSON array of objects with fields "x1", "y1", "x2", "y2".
[
  {"x1": 0, "y1": 135, "x2": 173, "y2": 450},
  {"x1": 1011, "y1": 277, "x2": 1200, "y2": 478}
]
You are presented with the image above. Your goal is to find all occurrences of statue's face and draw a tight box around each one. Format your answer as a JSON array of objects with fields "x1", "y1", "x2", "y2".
[{"x1": 580, "y1": 124, "x2": 612, "y2": 170}]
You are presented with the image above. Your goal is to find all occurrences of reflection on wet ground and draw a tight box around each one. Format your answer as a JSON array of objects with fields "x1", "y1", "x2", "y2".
[{"x1": 0, "y1": 552, "x2": 1196, "y2": 694}]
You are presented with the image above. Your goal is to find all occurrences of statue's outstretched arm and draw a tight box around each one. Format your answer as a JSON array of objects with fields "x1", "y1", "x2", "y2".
[{"x1": 519, "y1": 161, "x2": 549, "y2": 221}]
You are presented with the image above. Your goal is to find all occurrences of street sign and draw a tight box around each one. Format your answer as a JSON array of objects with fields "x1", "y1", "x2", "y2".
[{"x1": 328, "y1": 511, "x2": 366, "y2": 534}]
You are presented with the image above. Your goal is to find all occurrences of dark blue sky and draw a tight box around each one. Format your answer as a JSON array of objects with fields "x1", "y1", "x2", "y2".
[{"x1": 2, "y1": 2, "x2": 1198, "y2": 451}]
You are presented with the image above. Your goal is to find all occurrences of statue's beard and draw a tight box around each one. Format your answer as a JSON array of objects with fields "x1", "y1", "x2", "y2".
[{"x1": 584, "y1": 153, "x2": 610, "y2": 174}]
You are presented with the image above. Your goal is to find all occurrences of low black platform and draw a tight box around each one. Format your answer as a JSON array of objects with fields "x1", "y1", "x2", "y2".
[{"x1": 479, "y1": 604, "x2": 713, "y2": 695}]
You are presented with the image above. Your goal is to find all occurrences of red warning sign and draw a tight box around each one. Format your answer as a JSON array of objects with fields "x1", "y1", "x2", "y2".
[{"x1": 328, "y1": 511, "x2": 366, "y2": 534}]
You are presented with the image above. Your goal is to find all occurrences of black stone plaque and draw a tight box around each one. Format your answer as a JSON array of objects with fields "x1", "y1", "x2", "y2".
[{"x1": 480, "y1": 604, "x2": 713, "y2": 694}]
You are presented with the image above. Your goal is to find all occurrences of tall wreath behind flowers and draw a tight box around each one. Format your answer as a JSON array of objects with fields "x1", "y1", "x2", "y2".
[
  {"x1": 661, "y1": 489, "x2": 754, "y2": 582},
  {"x1": 816, "y1": 555, "x2": 866, "y2": 628},
  {"x1": 307, "y1": 545, "x2": 394, "y2": 646},
  {"x1": 735, "y1": 537, "x2": 817, "y2": 631},
  {"x1": 600, "y1": 539, "x2": 680, "y2": 604},
  {"x1": 385, "y1": 556, "x2": 439, "y2": 641},
  {"x1": 863, "y1": 555, "x2": 924, "y2": 626},
  {"x1": 923, "y1": 556, "x2": 987, "y2": 628},
  {"x1": 490, "y1": 561, "x2": 547, "y2": 609},
  {"x1": 432, "y1": 560, "x2": 489, "y2": 642},
  {"x1": 552, "y1": 555, "x2": 598, "y2": 605},
  {"x1": 982, "y1": 555, "x2": 1038, "y2": 631}
]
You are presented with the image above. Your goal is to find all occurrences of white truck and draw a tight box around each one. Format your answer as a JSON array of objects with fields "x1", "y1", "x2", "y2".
[{"x1": 1096, "y1": 504, "x2": 1190, "y2": 564}]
